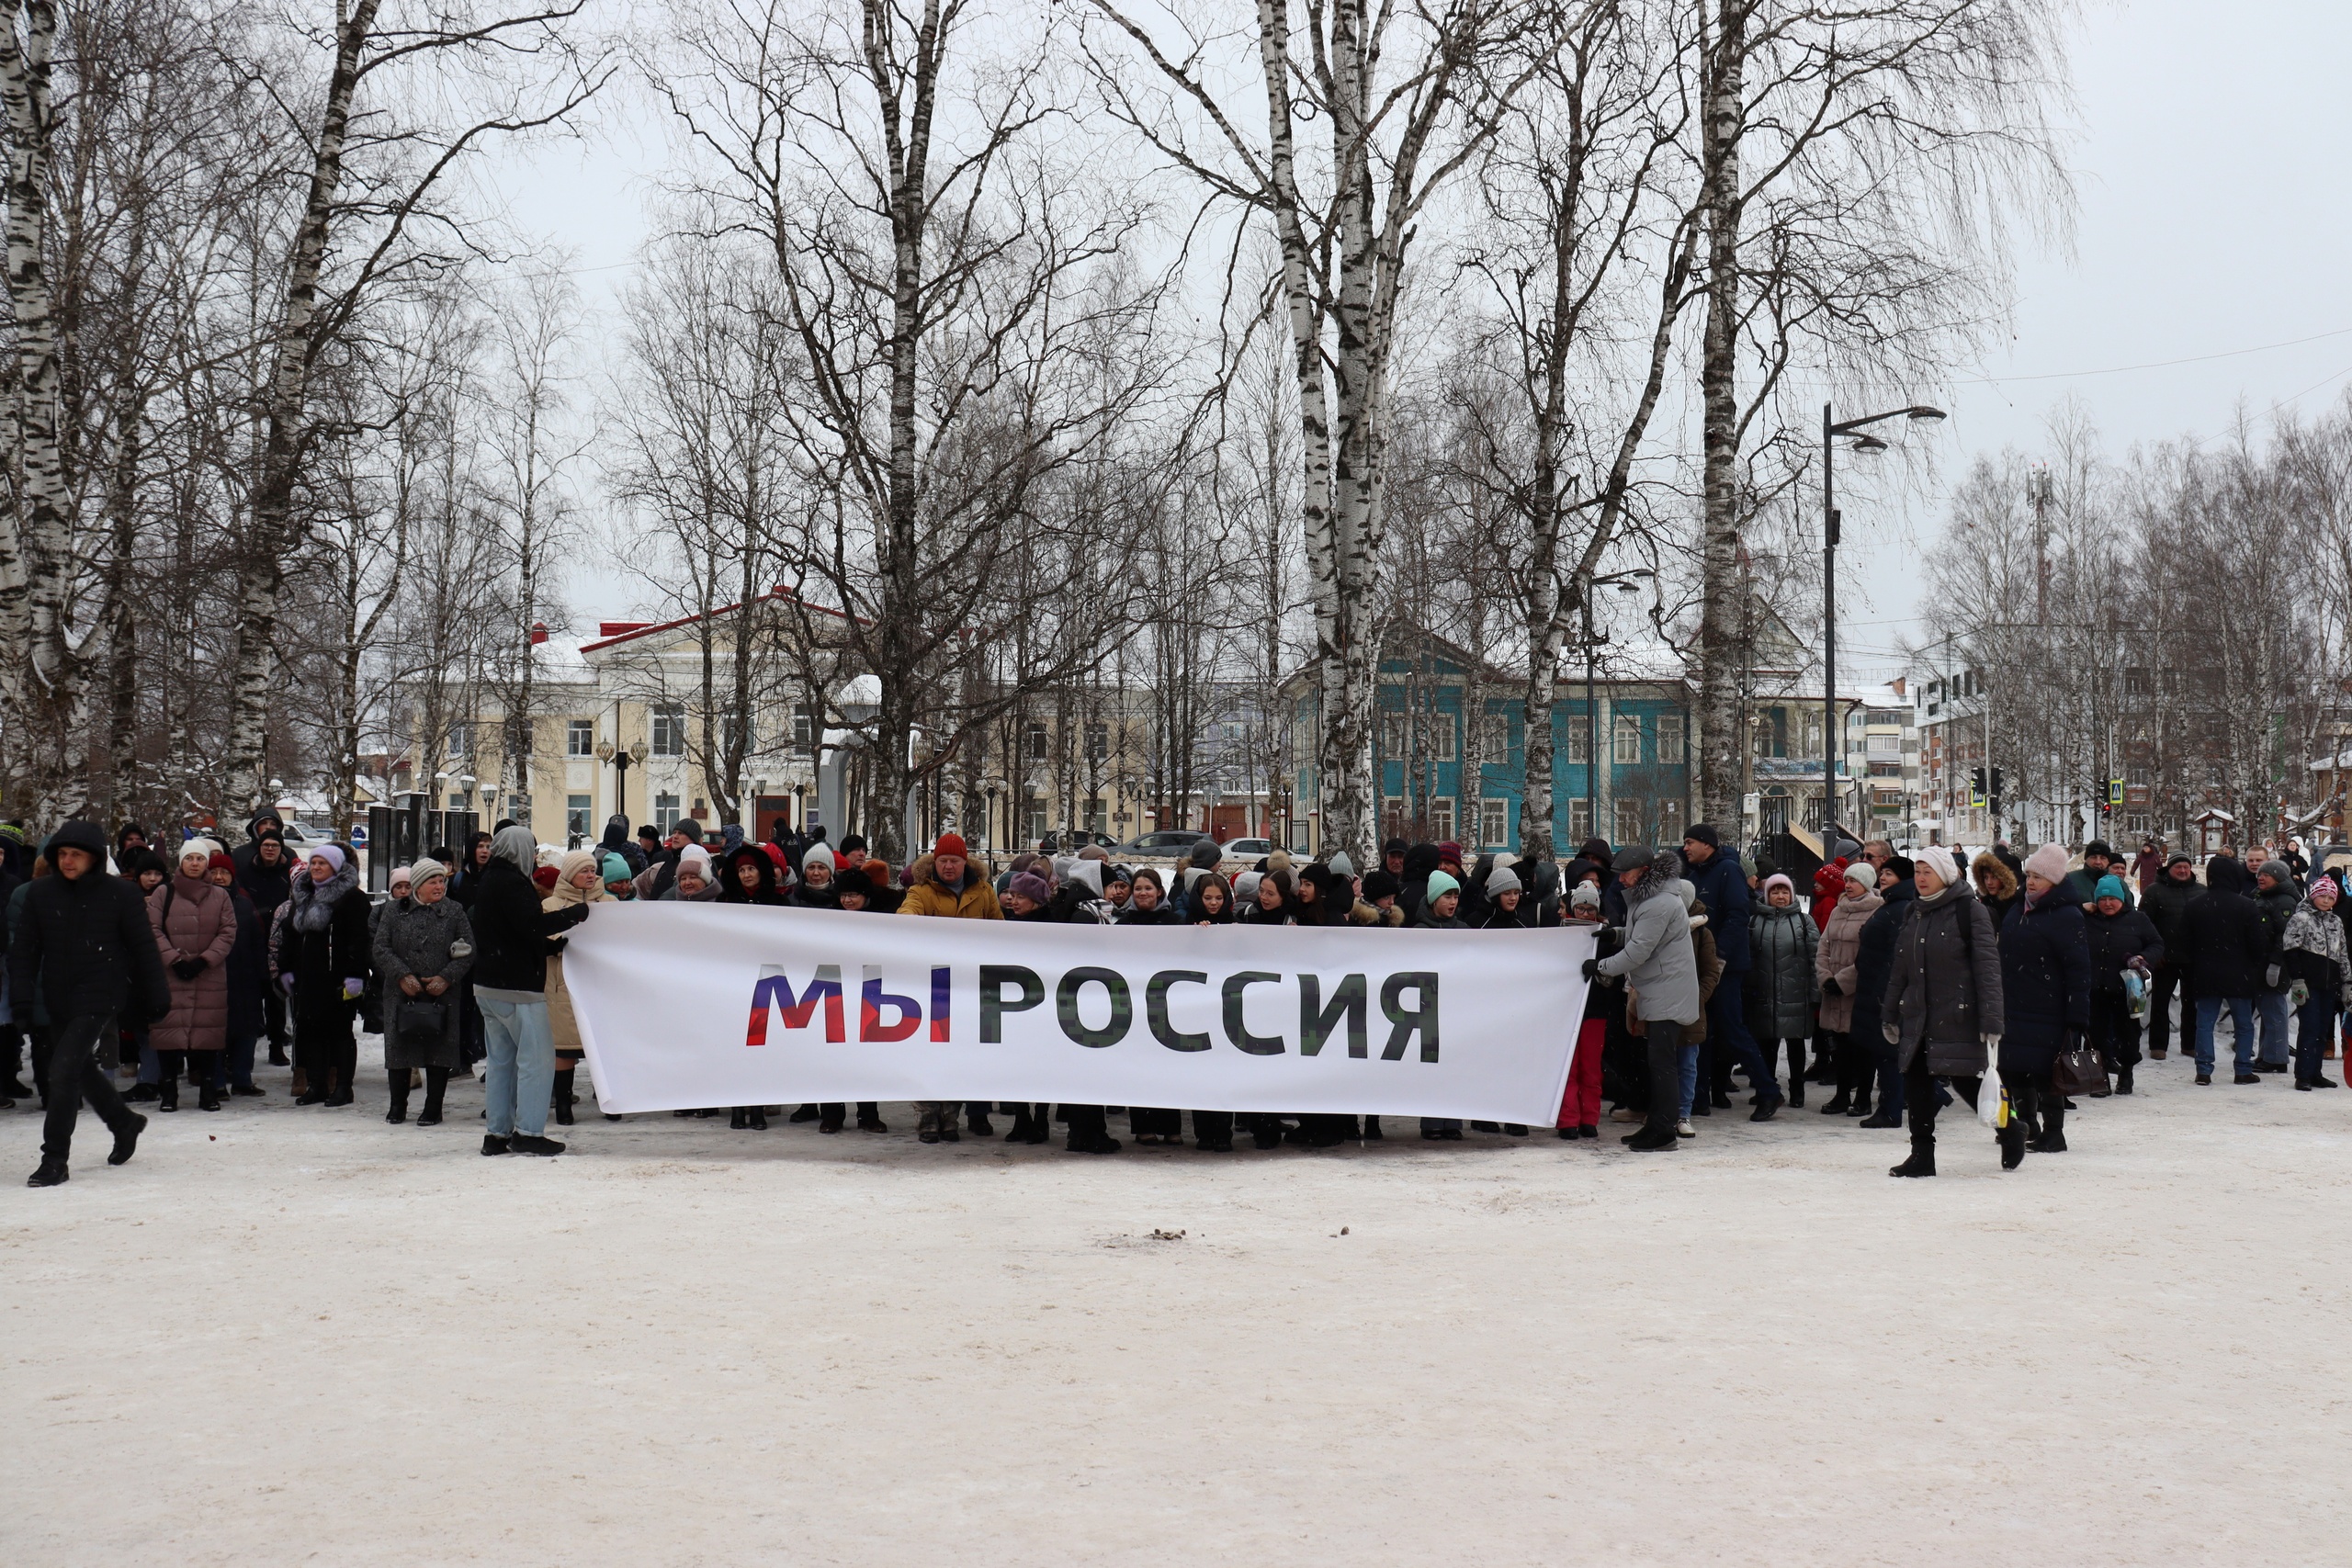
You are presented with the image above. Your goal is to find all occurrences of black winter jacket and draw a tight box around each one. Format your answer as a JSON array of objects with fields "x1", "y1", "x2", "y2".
[
  {"x1": 2140, "y1": 871, "x2": 2204, "y2": 958},
  {"x1": 2170, "y1": 857, "x2": 2271, "y2": 998},
  {"x1": 2082, "y1": 906, "x2": 2164, "y2": 996},
  {"x1": 276, "y1": 864, "x2": 374, "y2": 1028},
  {"x1": 469, "y1": 858, "x2": 590, "y2": 993},
  {"x1": 1685, "y1": 849, "x2": 1752, "y2": 968},
  {"x1": 1883, "y1": 886, "x2": 2006, "y2": 1075},
  {"x1": 1847, "y1": 878, "x2": 1915, "y2": 1047},
  {"x1": 6, "y1": 835, "x2": 171, "y2": 1026},
  {"x1": 1997, "y1": 891, "x2": 2092, "y2": 1075}
]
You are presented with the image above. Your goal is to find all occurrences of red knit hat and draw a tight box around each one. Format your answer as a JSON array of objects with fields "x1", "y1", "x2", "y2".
[
  {"x1": 208, "y1": 851, "x2": 234, "y2": 874},
  {"x1": 933, "y1": 832, "x2": 967, "y2": 859}
]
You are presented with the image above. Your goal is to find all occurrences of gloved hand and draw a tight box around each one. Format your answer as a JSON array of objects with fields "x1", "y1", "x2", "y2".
[
  {"x1": 2266, "y1": 964, "x2": 2281, "y2": 989},
  {"x1": 1579, "y1": 957, "x2": 1600, "y2": 981},
  {"x1": 341, "y1": 976, "x2": 364, "y2": 1000},
  {"x1": 1882, "y1": 1023, "x2": 1900, "y2": 1044},
  {"x1": 171, "y1": 956, "x2": 207, "y2": 982},
  {"x1": 1820, "y1": 976, "x2": 1841, "y2": 997},
  {"x1": 277, "y1": 972, "x2": 298, "y2": 995}
]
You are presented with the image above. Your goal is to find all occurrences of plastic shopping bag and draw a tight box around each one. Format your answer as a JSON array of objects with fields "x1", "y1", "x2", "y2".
[{"x1": 1976, "y1": 1074, "x2": 2004, "y2": 1131}]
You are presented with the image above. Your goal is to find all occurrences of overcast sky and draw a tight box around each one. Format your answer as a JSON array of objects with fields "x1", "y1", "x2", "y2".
[{"x1": 492, "y1": 0, "x2": 2352, "y2": 670}]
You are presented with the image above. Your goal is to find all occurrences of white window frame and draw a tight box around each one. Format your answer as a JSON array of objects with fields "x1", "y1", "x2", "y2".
[
  {"x1": 1613, "y1": 715, "x2": 1643, "y2": 765},
  {"x1": 1480, "y1": 797, "x2": 1508, "y2": 847},
  {"x1": 566, "y1": 718, "x2": 594, "y2": 757},
  {"x1": 650, "y1": 706, "x2": 686, "y2": 758},
  {"x1": 1657, "y1": 711, "x2": 1686, "y2": 764}
]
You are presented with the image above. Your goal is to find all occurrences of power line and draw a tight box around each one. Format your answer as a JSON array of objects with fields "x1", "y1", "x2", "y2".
[{"x1": 1958, "y1": 323, "x2": 2352, "y2": 386}]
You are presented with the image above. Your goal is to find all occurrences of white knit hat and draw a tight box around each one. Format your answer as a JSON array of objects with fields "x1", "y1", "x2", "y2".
[
  {"x1": 1916, "y1": 845, "x2": 1959, "y2": 887},
  {"x1": 2022, "y1": 842, "x2": 2070, "y2": 885}
]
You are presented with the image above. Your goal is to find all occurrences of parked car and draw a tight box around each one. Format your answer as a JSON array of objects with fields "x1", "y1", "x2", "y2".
[
  {"x1": 1110, "y1": 829, "x2": 1217, "y2": 860},
  {"x1": 1218, "y1": 837, "x2": 1274, "y2": 862}
]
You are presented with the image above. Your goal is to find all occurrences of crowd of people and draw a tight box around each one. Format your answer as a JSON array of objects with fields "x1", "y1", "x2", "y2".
[{"x1": 4, "y1": 804, "x2": 2342, "y2": 1187}]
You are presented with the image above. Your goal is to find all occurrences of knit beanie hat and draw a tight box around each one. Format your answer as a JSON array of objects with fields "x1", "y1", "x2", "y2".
[
  {"x1": 1916, "y1": 845, "x2": 1959, "y2": 888},
  {"x1": 2021, "y1": 842, "x2": 2070, "y2": 885},
  {"x1": 802, "y1": 843, "x2": 836, "y2": 874},
  {"x1": 1486, "y1": 864, "x2": 1522, "y2": 896},
  {"x1": 1844, "y1": 861, "x2": 1875, "y2": 888},
  {"x1": 208, "y1": 851, "x2": 234, "y2": 874},
  {"x1": 1361, "y1": 869, "x2": 1400, "y2": 902},
  {"x1": 308, "y1": 843, "x2": 346, "y2": 874},
  {"x1": 1569, "y1": 882, "x2": 1601, "y2": 911},
  {"x1": 1425, "y1": 869, "x2": 1462, "y2": 902},
  {"x1": 2257, "y1": 859, "x2": 2293, "y2": 887},
  {"x1": 2094, "y1": 874, "x2": 2128, "y2": 901},
  {"x1": 409, "y1": 857, "x2": 449, "y2": 887},
  {"x1": 933, "y1": 832, "x2": 967, "y2": 859},
  {"x1": 1009, "y1": 872, "x2": 1051, "y2": 906},
  {"x1": 179, "y1": 836, "x2": 224, "y2": 863},
  {"x1": 600, "y1": 853, "x2": 631, "y2": 885},
  {"x1": 1328, "y1": 852, "x2": 1355, "y2": 880},
  {"x1": 1762, "y1": 872, "x2": 1794, "y2": 899}
]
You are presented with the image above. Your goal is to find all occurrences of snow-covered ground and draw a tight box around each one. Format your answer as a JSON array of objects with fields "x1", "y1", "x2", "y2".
[{"x1": 6, "y1": 1028, "x2": 2347, "y2": 1566}]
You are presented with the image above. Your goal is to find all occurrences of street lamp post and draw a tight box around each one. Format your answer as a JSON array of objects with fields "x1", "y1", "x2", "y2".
[
  {"x1": 1579, "y1": 569, "x2": 1654, "y2": 848},
  {"x1": 1823, "y1": 401, "x2": 1944, "y2": 840}
]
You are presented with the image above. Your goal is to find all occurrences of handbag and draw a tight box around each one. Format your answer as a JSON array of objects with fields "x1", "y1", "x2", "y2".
[
  {"x1": 397, "y1": 996, "x2": 447, "y2": 1050},
  {"x1": 2052, "y1": 1029, "x2": 2109, "y2": 1099}
]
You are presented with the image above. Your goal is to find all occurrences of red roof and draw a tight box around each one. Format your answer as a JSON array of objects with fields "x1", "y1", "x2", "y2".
[{"x1": 579, "y1": 587, "x2": 850, "y2": 652}]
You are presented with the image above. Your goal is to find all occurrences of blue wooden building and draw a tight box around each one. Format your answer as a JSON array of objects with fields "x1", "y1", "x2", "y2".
[{"x1": 1283, "y1": 633, "x2": 1698, "y2": 855}]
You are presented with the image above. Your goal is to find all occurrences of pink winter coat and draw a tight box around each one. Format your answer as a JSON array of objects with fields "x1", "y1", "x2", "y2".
[
  {"x1": 148, "y1": 874, "x2": 237, "y2": 1053},
  {"x1": 1814, "y1": 886, "x2": 1882, "y2": 1034}
]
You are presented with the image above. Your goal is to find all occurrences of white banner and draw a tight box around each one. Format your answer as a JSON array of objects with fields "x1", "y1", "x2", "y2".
[{"x1": 562, "y1": 903, "x2": 1595, "y2": 1122}]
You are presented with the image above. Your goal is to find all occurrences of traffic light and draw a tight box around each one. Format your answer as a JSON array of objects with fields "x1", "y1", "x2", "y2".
[{"x1": 1969, "y1": 767, "x2": 1986, "y2": 807}]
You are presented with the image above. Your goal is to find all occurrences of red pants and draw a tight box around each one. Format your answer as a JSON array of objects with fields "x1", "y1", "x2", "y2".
[{"x1": 1556, "y1": 1017, "x2": 1606, "y2": 1128}]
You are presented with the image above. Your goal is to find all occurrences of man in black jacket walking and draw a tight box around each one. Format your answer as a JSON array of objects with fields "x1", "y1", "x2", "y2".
[{"x1": 10, "y1": 821, "x2": 171, "y2": 1186}]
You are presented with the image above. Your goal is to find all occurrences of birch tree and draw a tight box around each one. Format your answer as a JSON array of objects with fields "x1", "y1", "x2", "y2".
[
  {"x1": 1081, "y1": 0, "x2": 1550, "y2": 868},
  {"x1": 221, "y1": 0, "x2": 605, "y2": 814},
  {"x1": 1686, "y1": 0, "x2": 2069, "y2": 827}
]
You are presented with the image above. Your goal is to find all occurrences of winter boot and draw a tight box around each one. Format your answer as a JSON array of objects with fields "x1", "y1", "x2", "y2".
[
  {"x1": 157, "y1": 1076, "x2": 178, "y2": 1113},
  {"x1": 552, "y1": 1068, "x2": 576, "y2": 1126},
  {"x1": 2114, "y1": 1063, "x2": 2134, "y2": 1095},
  {"x1": 729, "y1": 1108, "x2": 750, "y2": 1130},
  {"x1": 967, "y1": 1105, "x2": 994, "y2": 1137},
  {"x1": 1889, "y1": 1136, "x2": 1937, "y2": 1178},
  {"x1": 2030, "y1": 1095, "x2": 2067, "y2": 1154},
  {"x1": 789, "y1": 1103, "x2": 821, "y2": 1123},
  {"x1": 749, "y1": 1105, "x2": 769, "y2": 1130},
  {"x1": 1363, "y1": 1114, "x2": 1385, "y2": 1140},
  {"x1": 856, "y1": 1104, "x2": 889, "y2": 1133},
  {"x1": 387, "y1": 1072, "x2": 411, "y2": 1124},
  {"x1": 1997, "y1": 1082, "x2": 2030, "y2": 1168},
  {"x1": 1819, "y1": 1089, "x2": 1850, "y2": 1115},
  {"x1": 1848, "y1": 1087, "x2": 1874, "y2": 1118},
  {"x1": 418, "y1": 1068, "x2": 448, "y2": 1126},
  {"x1": 27, "y1": 1158, "x2": 68, "y2": 1187}
]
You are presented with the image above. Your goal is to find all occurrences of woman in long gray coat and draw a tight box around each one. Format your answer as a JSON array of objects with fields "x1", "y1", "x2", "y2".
[
  {"x1": 1879, "y1": 845, "x2": 2008, "y2": 1177},
  {"x1": 372, "y1": 858, "x2": 474, "y2": 1126}
]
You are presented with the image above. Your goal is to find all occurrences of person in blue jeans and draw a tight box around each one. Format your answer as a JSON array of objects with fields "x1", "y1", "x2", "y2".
[
  {"x1": 466, "y1": 826, "x2": 593, "y2": 1155},
  {"x1": 2171, "y1": 854, "x2": 2272, "y2": 1085},
  {"x1": 1680, "y1": 824, "x2": 1782, "y2": 1120},
  {"x1": 2280, "y1": 874, "x2": 2348, "y2": 1090}
]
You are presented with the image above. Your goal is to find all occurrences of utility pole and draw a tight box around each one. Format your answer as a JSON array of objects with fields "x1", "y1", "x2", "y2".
[{"x1": 2029, "y1": 464, "x2": 2052, "y2": 627}]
